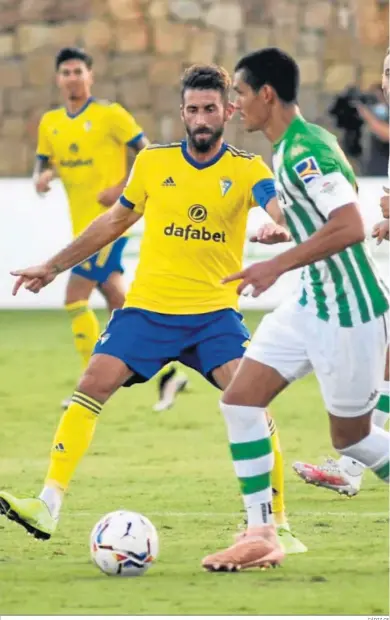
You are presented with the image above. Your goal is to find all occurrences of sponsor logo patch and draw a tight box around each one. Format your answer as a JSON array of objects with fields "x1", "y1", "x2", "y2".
[{"x1": 293, "y1": 156, "x2": 322, "y2": 185}]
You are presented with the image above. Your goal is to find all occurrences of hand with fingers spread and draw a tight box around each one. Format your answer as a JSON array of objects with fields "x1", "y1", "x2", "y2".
[
  {"x1": 380, "y1": 187, "x2": 389, "y2": 219},
  {"x1": 10, "y1": 264, "x2": 59, "y2": 296},
  {"x1": 372, "y1": 219, "x2": 389, "y2": 245},
  {"x1": 250, "y1": 222, "x2": 291, "y2": 245},
  {"x1": 222, "y1": 259, "x2": 282, "y2": 298}
]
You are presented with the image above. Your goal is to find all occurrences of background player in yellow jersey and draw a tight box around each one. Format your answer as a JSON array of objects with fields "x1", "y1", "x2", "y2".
[
  {"x1": 2, "y1": 64, "x2": 306, "y2": 558},
  {"x1": 34, "y1": 46, "x2": 186, "y2": 410}
]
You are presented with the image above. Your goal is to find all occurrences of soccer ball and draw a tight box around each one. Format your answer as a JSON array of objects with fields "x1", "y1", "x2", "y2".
[{"x1": 90, "y1": 510, "x2": 159, "y2": 576}]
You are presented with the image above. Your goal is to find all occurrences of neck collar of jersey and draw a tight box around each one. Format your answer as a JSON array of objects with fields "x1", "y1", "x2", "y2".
[
  {"x1": 181, "y1": 140, "x2": 227, "y2": 170},
  {"x1": 66, "y1": 96, "x2": 94, "y2": 119},
  {"x1": 273, "y1": 115, "x2": 304, "y2": 150}
]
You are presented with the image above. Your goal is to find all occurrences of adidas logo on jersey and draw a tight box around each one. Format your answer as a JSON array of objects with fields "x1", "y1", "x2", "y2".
[{"x1": 162, "y1": 177, "x2": 176, "y2": 187}]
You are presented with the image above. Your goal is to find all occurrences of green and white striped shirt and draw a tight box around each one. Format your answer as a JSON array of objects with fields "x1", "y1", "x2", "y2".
[{"x1": 273, "y1": 116, "x2": 389, "y2": 327}]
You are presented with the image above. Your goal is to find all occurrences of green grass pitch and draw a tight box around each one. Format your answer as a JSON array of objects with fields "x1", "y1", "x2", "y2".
[{"x1": 0, "y1": 310, "x2": 388, "y2": 615}]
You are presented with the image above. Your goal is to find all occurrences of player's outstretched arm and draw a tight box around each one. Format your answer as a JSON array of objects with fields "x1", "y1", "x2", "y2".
[
  {"x1": 11, "y1": 202, "x2": 141, "y2": 296},
  {"x1": 223, "y1": 203, "x2": 364, "y2": 297},
  {"x1": 273, "y1": 202, "x2": 364, "y2": 273}
]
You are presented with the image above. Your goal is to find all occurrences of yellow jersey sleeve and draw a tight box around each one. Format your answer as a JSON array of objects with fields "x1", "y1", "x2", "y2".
[
  {"x1": 108, "y1": 103, "x2": 144, "y2": 147},
  {"x1": 247, "y1": 155, "x2": 276, "y2": 209},
  {"x1": 36, "y1": 114, "x2": 53, "y2": 161},
  {"x1": 119, "y1": 149, "x2": 147, "y2": 214}
]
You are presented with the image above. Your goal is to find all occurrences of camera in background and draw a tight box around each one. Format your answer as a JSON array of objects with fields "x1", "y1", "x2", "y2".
[{"x1": 329, "y1": 84, "x2": 389, "y2": 176}]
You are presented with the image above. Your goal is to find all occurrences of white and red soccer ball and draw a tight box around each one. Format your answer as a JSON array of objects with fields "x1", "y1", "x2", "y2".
[{"x1": 90, "y1": 510, "x2": 159, "y2": 576}]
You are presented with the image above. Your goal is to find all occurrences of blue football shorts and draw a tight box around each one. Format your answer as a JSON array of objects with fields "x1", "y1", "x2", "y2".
[
  {"x1": 72, "y1": 237, "x2": 128, "y2": 284},
  {"x1": 93, "y1": 307, "x2": 250, "y2": 387}
]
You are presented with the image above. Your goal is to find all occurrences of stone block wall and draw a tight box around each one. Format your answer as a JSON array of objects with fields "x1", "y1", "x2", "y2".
[{"x1": 0, "y1": 0, "x2": 388, "y2": 175}]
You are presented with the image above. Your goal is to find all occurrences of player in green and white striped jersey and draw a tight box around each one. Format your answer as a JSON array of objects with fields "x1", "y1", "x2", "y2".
[
  {"x1": 202, "y1": 48, "x2": 389, "y2": 572},
  {"x1": 293, "y1": 48, "x2": 390, "y2": 497}
]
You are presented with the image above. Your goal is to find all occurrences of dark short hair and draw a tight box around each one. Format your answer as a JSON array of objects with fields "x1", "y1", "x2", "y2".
[
  {"x1": 55, "y1": 47, "x2": 93, "y2": 71},
  {"x1": 235, "y1": 48, "x2": 300, "y2": 104},
  {"x1": 181, "y1": 64, "x2": 231, "y2": 102}
]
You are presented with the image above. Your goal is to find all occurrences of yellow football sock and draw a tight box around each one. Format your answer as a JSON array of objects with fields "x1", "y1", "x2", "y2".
[
  {"x1": 65, "y1": 300, "x2": 100, "y2": 369},
  {"x1": 45, "y1": 392, "x2": 102, "y2": 491},
  {"x1": 268, "y1": 414, "x2": 287, "y2": 526}
]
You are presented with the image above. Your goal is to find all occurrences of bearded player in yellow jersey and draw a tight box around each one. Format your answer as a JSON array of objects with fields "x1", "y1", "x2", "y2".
[
  {"x1": 2, "y1": 65, "x2": 306, "y2": 560},
  {"x1": 34, "y1": 47, "x2": 186, "y2": 411}
]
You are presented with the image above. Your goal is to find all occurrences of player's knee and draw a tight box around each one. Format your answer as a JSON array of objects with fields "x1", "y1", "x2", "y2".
[
  {"x1": 76, "y1": 368, "x2": 116, "y2": 404},
  {"x1": 222, "y1": 381, "x2": 272, "y2": 408},
  {"x1": 65, "y1": 295, "x2": 82, "y2": 308},
  {"x1": 64, "y1": 289, "x2": 91, "y2": 307},
  {"x1": 222, "y1": 385, "x2": 247, "y2": 406}
]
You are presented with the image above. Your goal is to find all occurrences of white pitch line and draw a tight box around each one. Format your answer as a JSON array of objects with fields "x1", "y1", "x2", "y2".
[{"x1": 68, "y1": 510, "x2": 389, "y2": 518}]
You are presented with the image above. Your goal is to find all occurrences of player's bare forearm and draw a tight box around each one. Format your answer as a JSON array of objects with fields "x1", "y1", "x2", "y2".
[
  {"x1": 33, "y1": 157, "x2": 54, "y2": 194},
  {"x1": 33, "y1": 156, "x2": 52, "y2": 177},
  {"x1": 98, "y1": 180, "x2": 128, "y2": 207},
  {"x1": 266, "y1": 196, "x2": 288, "y2": 227},
  {"x1": 46, "y1": 202, "x2": 141, "y2": 274},
  {"x1": 272, "y1": 203, "x2": 365, "y2": 275},
  {"x1": 356, "y1": 104, "x2": 390, "y2": 142},
  {"x1": 99, "y1": 136, "x2": 150, "y2": 207}
]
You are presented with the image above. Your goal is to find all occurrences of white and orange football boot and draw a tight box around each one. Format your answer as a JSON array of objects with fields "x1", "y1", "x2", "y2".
[{"x1": 202, "y1": 525, "x2": 285, "y2": 572}]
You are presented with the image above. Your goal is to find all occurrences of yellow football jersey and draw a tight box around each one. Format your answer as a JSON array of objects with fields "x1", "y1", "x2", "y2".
[
  {"x1": 120, "y1": 141, "x2": 275, "y2": 314},
  {"x1": 36, "y1": 98, "x2": 143, "y2": 236}
]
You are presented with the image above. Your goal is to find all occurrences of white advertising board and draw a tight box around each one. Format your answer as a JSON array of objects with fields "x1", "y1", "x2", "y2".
[{"x1": 0, "y1": 177, "x2": 388, "y2": 310}]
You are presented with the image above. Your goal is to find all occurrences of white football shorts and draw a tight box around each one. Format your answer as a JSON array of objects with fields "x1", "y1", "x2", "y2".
[{"x1": 245, "y1": 299, "x2": 388, "y2": 417}]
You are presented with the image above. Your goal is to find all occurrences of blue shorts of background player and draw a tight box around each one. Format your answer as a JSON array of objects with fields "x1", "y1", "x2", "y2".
[
  {"x1": 72, "y1": 237, "x2": 128, "y2": 284},
  {"x1": 93, "y1": 307, "x2": 250, "y2": 387}
]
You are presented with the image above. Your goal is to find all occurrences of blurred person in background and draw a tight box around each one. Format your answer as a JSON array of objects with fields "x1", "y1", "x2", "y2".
[
  {"x1": 329, "y1": 70, "x2": 389, "y2": 177},
  {"x1": 356, "y1": 83, "x2": 389, "y2": 177},
  {"x1": 34, "y1": 47, "x2": 187, "y2": 412}
]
